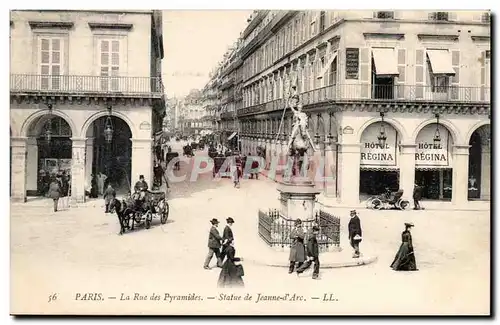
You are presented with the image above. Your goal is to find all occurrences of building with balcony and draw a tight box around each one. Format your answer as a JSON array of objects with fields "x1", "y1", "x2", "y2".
[
  {"x1": 179, "y1": 89, "x2": 213, "y2": 136},
  {"x1": 224, "y1": 10, "x2": 491, "y2": 205},
  {"x1": 10, "y1": 9, "x2": 165, "y2": 203}
]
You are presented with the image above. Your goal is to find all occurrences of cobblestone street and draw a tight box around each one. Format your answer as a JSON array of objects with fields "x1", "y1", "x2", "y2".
[{"x1": 10, "y1": 151, "x2": 490, "y2": 315}]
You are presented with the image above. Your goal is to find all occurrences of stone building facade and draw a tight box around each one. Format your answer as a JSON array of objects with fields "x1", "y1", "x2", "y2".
[
  {"x1": 212, "y1": 10, "x2": 491, "y2": 205},
  {"x1": 10, "y1": 10, "x2": 165, "y2": 203}
]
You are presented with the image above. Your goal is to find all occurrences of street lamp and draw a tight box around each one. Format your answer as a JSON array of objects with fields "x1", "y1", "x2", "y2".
[
  {"x1": 44, "y1": 103, "x2": 53, "y2": 144},
  {"x1": 378, "y1": 112, "x2": 387, "y2": 148},
  {"x1": 104, "y1": 105, "x2": 114, "y2": 144},
  {"x1": 433, "y1": 113, "x2": 441, "y2": 146}
]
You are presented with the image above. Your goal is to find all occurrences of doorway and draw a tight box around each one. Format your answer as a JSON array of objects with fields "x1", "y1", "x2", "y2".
[{"x1": 415, "y1": 169, "x2": 453, "y2": 200}]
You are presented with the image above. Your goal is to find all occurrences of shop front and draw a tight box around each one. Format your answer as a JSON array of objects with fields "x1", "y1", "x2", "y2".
[
  {"x1": 414, "y1": 123, "x2": 453, "y2": 201},
  {"x1": 359, "y1": 121, "x2": 400, "y2": 198}
]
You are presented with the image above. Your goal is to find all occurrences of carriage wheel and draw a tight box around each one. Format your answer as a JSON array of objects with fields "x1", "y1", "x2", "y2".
[
  {"x1": 145, "y1": 211, "x2": 152, "y2": 229},
  {"x1": 400, "y1": 200, "x2": 409, "y2": 210},
  {"x1": 160, "y1": 201, "x2": 169, "y2": 224},
  {"x1": 372, "y1": 198, "x2": 382, "y2": 210}
]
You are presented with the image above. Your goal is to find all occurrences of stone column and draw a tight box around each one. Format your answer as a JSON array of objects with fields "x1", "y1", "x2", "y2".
[
  {"x1": 451, "y1": 145, "x2": 470, "y2": 205},
  {"x1": 323, "y1": 139, "x2": 337, "y2": 197},
  {"x1": 70, "y1": 138, "x2": 87, "y2": 204},
  {"x1": 85, "y1": 137, "x2": 94, "y2": 191},
  {"x1": 480, "y1": 142, "x2": 490, "y2": 200},
  {"x1": 25, "y1": 137, "x2": 38, "y2": 194},
  {"x1": 338, "y1": 143, "x2": 361, "y2": 206},
  {"x1": 131, "y1": 138, "x2": 153, "y2": 187},
  {"x1": 11, "y1": 137, "x2": 27, "y2": 202},
  {"x1": 265, "y1": 137, "x2": 271, "y2": 169},
  {"x1": 399, "y1": 144, "x2": 417, "y2": 200}
]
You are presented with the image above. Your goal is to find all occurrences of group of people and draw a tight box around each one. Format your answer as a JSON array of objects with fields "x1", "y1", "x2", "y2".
[
  {"x1": 204, "y1": 217, "x2": 244, "y2": 288},
  {"x1": 87, "y1": 172, "x2": 108, "y2": 199},
  {"x1": 288, "y1": 219, "x2": 321, "y2": 279}
]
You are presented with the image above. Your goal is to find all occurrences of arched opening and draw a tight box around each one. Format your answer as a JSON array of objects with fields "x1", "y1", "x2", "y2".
[
  {"x1": 414, "y1": 123, "x2": 453, "y2": 201},
  {"x1": 468, "y1": 124, "x2": 490, "y2": 200},
  {"x1": 86, "y1": 116, "x2": 132, "y2": 197},
  {"x1": 359, "y1": 121, "x2": 401, "y2": 198},
  {"x1": 27, "y1": 115, "x2": 73, "y2": 197}
]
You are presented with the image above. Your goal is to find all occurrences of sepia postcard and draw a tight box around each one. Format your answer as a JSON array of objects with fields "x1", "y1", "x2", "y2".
[{"x1": 9, "y1": 8, "x2": 491, "y2": 316}]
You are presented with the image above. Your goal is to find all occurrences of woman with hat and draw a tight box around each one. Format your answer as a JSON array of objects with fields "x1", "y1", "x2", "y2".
[
  {"x1": 289, "y1": 219, "x2": 306, "y2": 274},
  {"x1": 390, "y1": 223, "x2": 418, "y2": 271},
  {"x1": 220, "y1": 217, "x2": 235, "y2": 262},
  {"x1": 217, "y1": 238, "x2": 244, "y2": 288}
]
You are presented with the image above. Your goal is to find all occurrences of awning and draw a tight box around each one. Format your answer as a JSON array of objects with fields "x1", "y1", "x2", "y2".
[
  {"x1": 317, "y1": 51, "x2": 338, "y2": 79},
  {"x1": 426, "y1": 49, "x2": 456, "y2": 75},
  {"x1": 227, "y1": 131, "x2": 237, "y2": 140},
  {"x1": 371, "y1": 48, "x2": 399, "y2": 76}
]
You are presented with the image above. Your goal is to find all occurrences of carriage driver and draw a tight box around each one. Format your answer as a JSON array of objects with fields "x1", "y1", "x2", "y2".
[{"x1": 134, "y1": 175, "x2": 149, "y2": 202}]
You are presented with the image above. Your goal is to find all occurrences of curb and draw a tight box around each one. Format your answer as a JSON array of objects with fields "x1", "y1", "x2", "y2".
[{"x1": 245, "y1": 255, "x2": 378, "y2": 269}]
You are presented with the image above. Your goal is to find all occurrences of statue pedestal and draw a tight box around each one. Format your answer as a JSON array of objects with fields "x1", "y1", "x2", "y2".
[{"x1": 277, "y1": 178, "x2": 320, "y2": 221}]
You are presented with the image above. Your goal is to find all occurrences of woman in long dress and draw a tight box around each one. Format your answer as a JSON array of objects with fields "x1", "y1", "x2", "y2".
[
  {"x1": 390, "y1": 223, "x2": 418, "y2": 271},
  {"x1": 217, "y1": 239, "x2": 244, "y2": 288}
]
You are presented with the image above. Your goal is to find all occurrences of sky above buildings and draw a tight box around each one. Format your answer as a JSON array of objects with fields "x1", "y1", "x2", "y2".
[{"x1": 162, "y1": 10, "x2": 252, "y2": 98}]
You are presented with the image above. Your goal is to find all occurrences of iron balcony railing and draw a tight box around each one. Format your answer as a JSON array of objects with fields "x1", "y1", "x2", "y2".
[
  {"x1": 10, "y1": 74, "x2": 165, "y2": 97},
  {"x1": 239, "y1": 83, "x2": 490, "y2": 115}
]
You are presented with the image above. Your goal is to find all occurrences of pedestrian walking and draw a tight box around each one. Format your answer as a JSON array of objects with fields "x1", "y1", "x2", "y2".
[
  {"x1": 204, "y1": 218, "x2": 223, "y2": 269},
  {"x1": 231, "y1": 159, "x2": 240, "y2": 188},
  {"x1": 348, "y1": 210, "x2": 363, "y2": 258},
  {"x1": 296, "y1": 226, "x2": 320, "y2": 279},
  {"x1": 413, "y1": 183, "x2": 424, "y2": 210},
  {"x1": 217, "y1": 238, "x2": 244, "y2": 288},
  {"x1": 97, "y1": 171, "x2": 107, "y2": 196},
  {"x1": 390, "y1": 223, "x2": 418, "y2": 271},
  {"x1": 153, "y1": 162, "x2": 163, "y2": 188},
  {"x1": 103, "y1": 184, "x2": 116, "y2": 213},
  {"x1": 289, "y1": 219, "x2": 306, "y2": 273},
  {"x1": 220, "y1": 217, "x2": 235, "y2": 262},
  {"x1": 48, "y1": 177, "x2": 61, "y2": 212}
]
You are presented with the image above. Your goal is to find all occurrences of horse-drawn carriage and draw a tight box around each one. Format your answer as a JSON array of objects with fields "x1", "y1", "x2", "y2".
[
  {"x1": 365, "y1": 189, "x2": 409, "y2": 210},
  {"x1": 111, "y1": 189, "x2": 170, "y2": 235}
]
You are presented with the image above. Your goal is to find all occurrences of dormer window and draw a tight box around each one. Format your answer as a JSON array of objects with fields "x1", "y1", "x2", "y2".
[
  {"x1": 430, "y1": 12, "x2": 449, "y2": 21},
  {"x1": 481, "y1": 12, "x2": 491, "y2": 23},
  {"x1": 376, "y1": 11, "x2": 394, "y2": 19}
]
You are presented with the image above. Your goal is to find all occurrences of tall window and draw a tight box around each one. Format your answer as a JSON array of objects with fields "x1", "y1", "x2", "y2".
[
  {"x1": 40, "y1": 38, "x2": 62, "y2": 90},
  {"x1": 100, "y1": 40, "x2": 120, "y2": 91}
]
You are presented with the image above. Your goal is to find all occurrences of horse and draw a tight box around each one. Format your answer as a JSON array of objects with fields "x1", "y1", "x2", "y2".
[{"x1": 109, "y1": 198, "x2": 132, "y2": 235}]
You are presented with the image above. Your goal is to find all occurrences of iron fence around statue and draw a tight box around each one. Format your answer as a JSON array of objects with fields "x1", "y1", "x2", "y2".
[{"x1": 258, "y1": 208, "x2": 340, "y2": 252}]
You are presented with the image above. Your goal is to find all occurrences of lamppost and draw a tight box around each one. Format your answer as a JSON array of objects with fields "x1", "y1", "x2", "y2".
[
  {"x1": 378, "y1": 112, "x2": 387, "y2": 148},
  {"x1": 44, "y1": 103, "x2": 54, "y2": 144},
  {"x1": 433, "y1": 113, "x2": 441, "y2": 146},
  {"x1": 103, "y1": 105, "x2": 114, "y2": 177}
]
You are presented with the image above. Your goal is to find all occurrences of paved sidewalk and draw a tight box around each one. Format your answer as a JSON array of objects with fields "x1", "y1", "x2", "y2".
[{"x1": 258, "y1": 168, "x2": 490, "y2": 212}]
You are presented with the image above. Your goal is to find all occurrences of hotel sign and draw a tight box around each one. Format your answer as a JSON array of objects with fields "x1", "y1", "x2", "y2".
[
  {"x1": 415, "y1": 125, "x2": 450, "y2": 167},
  {"x1": 360, "y1": 123, "x2": 398, "y2": 166}
]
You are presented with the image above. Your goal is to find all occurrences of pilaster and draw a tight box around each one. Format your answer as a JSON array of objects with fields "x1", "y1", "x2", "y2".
[
  {"x1": 338, "y1": 143, "x2": 361, "y2": 205},
  {"x1": 480, "y1": 143, "x2": 490, "y2": 200},
  {"x1": 70, "y1": 138, "x2": 87, "y2": 204},
  {"x1": 452, "y1": 144, "x2": 470, "y2": 205},
  {"x1": 10, "y1": 137, "x2": 27, "y2": 202},
  {"x1": 323, "y1": 139, "x2": 337, "y2": 198},
  {"x1": 131, "y1": 138, "x2": 154, "y2": 187},
  {"x1": 85, "y1": 137, "x2": 94, "y2": 191},
  {"x1": 399, "y1": 143, "x2": 417, "y2": 201}
]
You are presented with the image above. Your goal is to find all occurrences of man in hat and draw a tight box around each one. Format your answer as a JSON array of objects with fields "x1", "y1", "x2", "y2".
[
  {"x1": 348, "y1": 210, "x2": 363, "y2": 258},
  {"x1": 296, "y1": 226, "x2": 320, "y2": 279},
  {"x1": 204, "y1": 218, "x2": 223, "y2": 269},
  {"x1": 220, "y1": 217, "x2": 235, "y2": 262},
  {"x1": 134, "y1": 175, "x2": 149, "y2": 202},
  {"x1": 413, "y1": 183, "x2": 424, "y2": 210}
]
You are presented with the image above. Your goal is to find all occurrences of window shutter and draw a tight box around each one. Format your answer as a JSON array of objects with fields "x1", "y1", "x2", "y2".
[
  {"x1": 448, "y1": 12, "x2": 457, "y2": 21},
  {"x1": 360, "y1": 47, "x2": 370, "y2": 98},
  {"x1": 450, "y1": 50, "x2": 460, "y2": 100},
  {"x1": 428, "y1": 12, "x2": 436, "y2": 20},
  {"x1": 372, "y1": 11, "x2": 378, "y2": 18},
  {"x1": 415, "y1": 49, "x2": 425, "y2": 99},
  {"x1": 396, "y1": 48, "x2": 406, "y2": 99}
]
